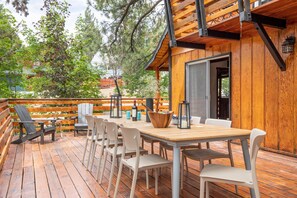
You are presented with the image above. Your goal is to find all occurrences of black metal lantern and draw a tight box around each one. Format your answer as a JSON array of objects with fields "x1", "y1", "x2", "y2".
[
  {"x1": 282, "y1": 36, "x2": 296, "y2": 54},
  {"x1": 110, "y1": 79, "x2": 122, "y2": 118},
  {"x1": 177, "y1": 101, "x2": 190, "y2": 129}
]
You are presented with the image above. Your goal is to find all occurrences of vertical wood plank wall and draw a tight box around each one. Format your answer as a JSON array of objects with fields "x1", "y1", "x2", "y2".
[{"x1": 171, "y1": 24, "x2": 297, "y2": 155}]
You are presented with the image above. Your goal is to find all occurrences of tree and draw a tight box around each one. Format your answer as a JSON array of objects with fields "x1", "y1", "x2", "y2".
[
  {"x1": 26, "y1": 0, "x2": 102, "y2": 98},
  {"x1": 74, "y1": 7, "x2": 102, "y2": 62},
  {"x1": 91, "y1": 0, "x2": 167, "y2": 97},
  {"x1": 5, "y1": 0, "x2": 29, "y2": 16},
  {"x1": 0, "y1": 4, "x2": 23, "y2": 98}
]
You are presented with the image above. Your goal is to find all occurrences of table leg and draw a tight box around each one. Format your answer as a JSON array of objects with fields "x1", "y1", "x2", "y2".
[
  {"x1": 241, "y1": 139, "x2": 256, "y2": 198},
  {"x1": 172, "y1": 146, "x2": 180, "y2": 198}
]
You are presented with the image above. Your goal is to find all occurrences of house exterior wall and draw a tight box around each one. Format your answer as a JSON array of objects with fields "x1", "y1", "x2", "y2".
[{"x1": 171, "y1": 23, "x2": 297, "y2": 155}]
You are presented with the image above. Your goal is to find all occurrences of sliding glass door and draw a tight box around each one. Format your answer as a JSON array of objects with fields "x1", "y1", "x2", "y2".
[{"x1": 186, "y1": 60, "x2": 210, "y2": 121}]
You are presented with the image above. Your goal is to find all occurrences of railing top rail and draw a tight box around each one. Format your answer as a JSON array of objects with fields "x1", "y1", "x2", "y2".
[{"x1": 8, "y1": 98, "x2": 168, "y2": 101}]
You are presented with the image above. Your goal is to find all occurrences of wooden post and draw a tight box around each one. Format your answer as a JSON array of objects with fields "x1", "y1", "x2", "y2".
[{"x1": 155, "y1": 67, "x2": 161, "y2": 99}]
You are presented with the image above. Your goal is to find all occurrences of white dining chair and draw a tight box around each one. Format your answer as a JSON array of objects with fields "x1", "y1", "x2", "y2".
[
  {"x1": 82, "y1": 115, "x2": 95, "y2": 166},
  {"x1": 98, "y1": 122, "x2": 148, "y2": 196},
  {"x1": 114, "y1": 127, "x2": 172, "y2": 198},
  {"x1": 199, "y1": 128, "x2": 266, "y2": 198},
  {"x1": 87, "y1": 117, "x2": 107, "y2": 172},
  {"x1": 181, "y1": 118, "x2": 234, "y2": 190}
]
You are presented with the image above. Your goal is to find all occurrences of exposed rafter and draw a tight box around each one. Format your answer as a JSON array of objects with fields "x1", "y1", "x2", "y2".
[
  {"x1": 238, "y1": 0, "x2": 287, "y2": 71},
  {"x1": 176, "y1": 41, "x2": 206, "y2": 49}
]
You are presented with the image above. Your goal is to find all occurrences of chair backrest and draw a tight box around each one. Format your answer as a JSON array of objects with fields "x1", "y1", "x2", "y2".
[
  {"x1": 94, "y1": 117, "x2": 105, "y2": 137},
  {"x1": 205, "y1": 118, "x2": 232, "y2": 128},
  {"x1": 78, "y1": 103, "x2": 93, "y2": 124},
  {"x1": 120, "y1": 127, "x2": 141, "y2": 153},
  {"x1": 192, "y1": 116, "x2": 201, "y2": 125},
  {"x1": 249, "y1": 128, "x2": 266, "y2": 184},
  {"x1": 14, "y1": 105, "x2": 36, "y2": 134},
  {"x1": 85, "y1": 115, "x2": 94, "y2": 136},
  {"x1": 250, "y1": 128, "x2": 266, "y2": 168},
  {"x1": 105, "y1": 122, "x2": 119, "y2": 142}
]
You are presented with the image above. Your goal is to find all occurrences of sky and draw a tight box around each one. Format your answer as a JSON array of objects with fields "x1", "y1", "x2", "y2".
[{"x1": 3, "y1": 0, "x2": 92, "y2": 34}]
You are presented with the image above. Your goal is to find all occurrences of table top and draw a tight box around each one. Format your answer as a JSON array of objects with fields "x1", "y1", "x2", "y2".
[{"x1": 103, "y1": 117, "x2": 251, "y2": 143}]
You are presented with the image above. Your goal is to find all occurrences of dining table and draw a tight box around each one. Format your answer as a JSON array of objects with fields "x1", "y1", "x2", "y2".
[{"x1": 104, "y1": 117, "x2": 254, "y2": 198}]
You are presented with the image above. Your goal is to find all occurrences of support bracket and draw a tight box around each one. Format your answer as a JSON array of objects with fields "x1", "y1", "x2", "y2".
[
  {"x1": 195, "y1": 0, "x2": 240, "y2": 40},
  {"x1": 164, "y1": 0, "x2": 176, "y2": 47},
  {"x1": 238, "y1": 0, "x2": 287, "y2": 71},
  {"x1": 254, "y1": 22, "x2": 286, "y2": 71}
]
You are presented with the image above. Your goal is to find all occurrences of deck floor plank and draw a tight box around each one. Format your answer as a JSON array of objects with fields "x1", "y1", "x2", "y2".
[
  {"x1": 6, "y1": 144, "x2": 24, "y2": 198},
  {"x1": 40, "y1": 143, "x2": 66, "y2": 198},
  {"x1": 32, "y1": 144, "x2": 51, "y2": 198},
  {"x1": 0, "y1": 144, "x2": 17, "y2": 198},
  {"x1": 46, "y1": 140, "x2": 80, "y2": 198},
  {"x1": 22, "y1": 143, "x2": 36, "y2": 198},
  {"x1": 1, "y1": 133, "x2": 297, "y2": 198},
  {"x1": 54, "y1": 140, "x2": 95, "y2": 197},
  {"x1": 70, "y1": 137, "x2": 156, "y2": 198}
]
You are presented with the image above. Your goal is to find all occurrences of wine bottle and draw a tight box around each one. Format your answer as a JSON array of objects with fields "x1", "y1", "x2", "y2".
[{"x1": 132, "y1": 100, "x2": 137, "y2": 121}]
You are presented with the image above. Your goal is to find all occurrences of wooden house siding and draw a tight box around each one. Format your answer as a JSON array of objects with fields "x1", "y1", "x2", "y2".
[{"x1": 171, "y1": 23, "x2": 297, "y2": 155}]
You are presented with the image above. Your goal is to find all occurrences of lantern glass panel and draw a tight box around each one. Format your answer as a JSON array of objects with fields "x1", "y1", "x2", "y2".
[
  {"x1": 110, "y1": 95, "x2": 122, "y2": 118},
  {"x1": 177, "y1": 101, "x2": 190, "y2": 129}
]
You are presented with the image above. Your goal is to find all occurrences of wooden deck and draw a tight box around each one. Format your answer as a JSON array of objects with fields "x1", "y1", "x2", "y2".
[{"x1": 1, "y1": 134, "x2": 297, "y2": 198}]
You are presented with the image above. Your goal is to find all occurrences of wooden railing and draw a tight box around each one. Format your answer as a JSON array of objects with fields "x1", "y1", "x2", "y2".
[
  {"x1": 8, "y1": 98, "x2": 169, "y2": 133},
  {"x1": 0, "y1": 99, "x2": 14, "y2": 171},
  {"x1": 172, "y1": 0, "x2": 269, "y2": 39}
]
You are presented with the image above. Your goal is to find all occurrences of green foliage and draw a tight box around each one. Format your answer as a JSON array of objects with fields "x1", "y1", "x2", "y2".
[
  {"x1": 221, "y1": 77, "x2": 230, "y2": 97},
  {"x1": 24, "y1": 0, "x2": 102, "y2": 98},
  {"x1": 91, "y1": 0, "x2": 168, "y2": 97},
  {"x1": 160, "y1": 72, "x2": 169, "y2": 97},
  {"x1": 73, "y1": 7, "x2": 102, "y2": 62},
  {"x1": 0, "y1": 4, "x2": 23, "y2": 98}
]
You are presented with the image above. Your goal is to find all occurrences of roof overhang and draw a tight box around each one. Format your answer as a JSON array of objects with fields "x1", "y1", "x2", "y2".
[{"x1": 145, "y1": 30, "x2": 169, "y2": 71}]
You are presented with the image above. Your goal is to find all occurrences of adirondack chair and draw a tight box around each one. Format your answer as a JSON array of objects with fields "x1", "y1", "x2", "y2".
[
  {"x1": 73, "y1": 103, "x2": 93, "y2": 136},
  {"x1": 12, "y1": 105, "x2": 56, "y2": 144}
]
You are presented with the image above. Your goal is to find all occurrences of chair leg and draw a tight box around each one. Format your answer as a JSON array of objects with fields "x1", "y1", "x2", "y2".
[
  {"x1": 155, "y1": 168, "x2": 158, "y2": 195},
  {"x1": 96, "y1": 144, "x2": 104, "y2": 179},
  {"x1": 87, "y1": 142, "x2": 95, "y2": 170},
  {"x1": 200, "y1": 178, "x2": 205, "y2": 198},
  {"x1": 142, "y1": 138, "x2": 144, "y2": 148},
  {"x1": 151, "y1": 142, "x2": 154, "y2": 154},
  {"x1": 185, "y1": 156, "x2": 189, "y2": 173},
  {"x1": 199, "y1": 160, "x2": 204, "y2": 171},
  {"x1": 99, "y1": 150, "x2": 108, "y2": 183},
  {"x1": 82, "y1": 139, "x2": 88, "y2": 165},
  {"x1": 165, "y1": 149, "x2": 168, "y2": 160},
  {"x1": 206, "y1": 181, "x2": 209, "y2": 198},
  {"x1": 181, "y1": 154, "x2": 184, "y2": 190},
  {"x1": 90, "y1": 143, "x2": 97, "y2": 171},
  {"x1": 146, "y1": 170, "x2": 149, "y2": 189},
  {"x1": 228, "y1": 141, "x2": 238, "y2": 194},
  {"x1": 114, "y1": 159, "x2": 123, "y2": 198},
  {"x1": 52, "y1": 132, "x2": 55, "y2": 141},
  {"x1": 130, "y1": 168, "x2": 139, "y2": 198},
  {"x1": 41, "y1": 132, "x2": 44, "y2": 144},
  {"x1": 253, "y1": 179, "x2": 260, "y2": 198},
  {"x1": 107, "y1": 153, "x2": 116, "y2": 196}
]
